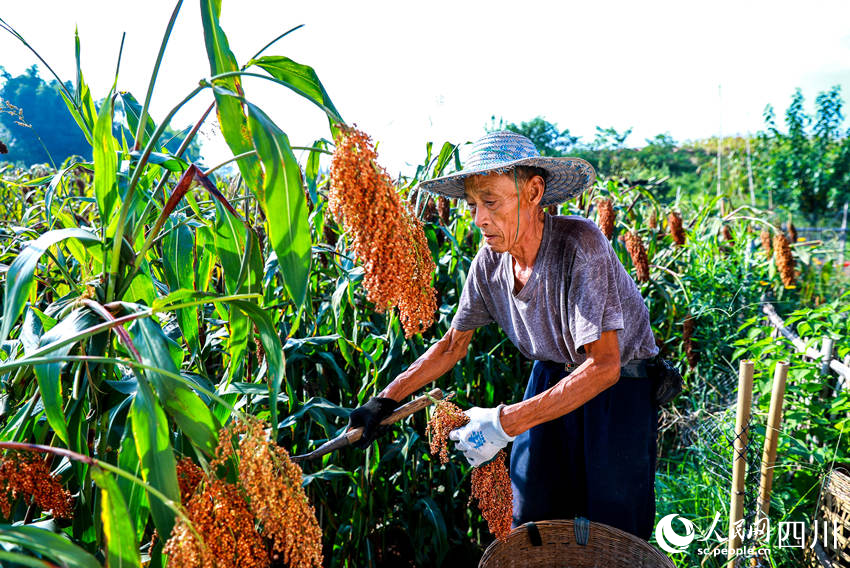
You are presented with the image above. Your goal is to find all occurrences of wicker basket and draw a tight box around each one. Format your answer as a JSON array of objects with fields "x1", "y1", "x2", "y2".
[
  {"x1": 478, "y1": 518, "x2": 674, "y2": 568},
  {"x1": 807, "y1": 466, "x2": 850, "y2": 567}
]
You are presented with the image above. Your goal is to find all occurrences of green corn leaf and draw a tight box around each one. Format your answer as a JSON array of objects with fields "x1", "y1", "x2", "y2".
[
  {"x1": 129, "y1": 150, "x2": 189, "y2": 173},
  {"x1": 213, "y1": 202, "x2": 262, "y2": 383},
  {"x1": 117, "y1": 433, "x2": 150, "y2": 542},
  {"x1": 0, "y1": 525, "x2": 100, "y2": 568},
  {"x1": 123, "y1": 259, "x2": 157, "y2": 307},
  {"x1": 245, "y1": 102, "x2": 311, "y2": 309},
  {"x1": 0, "y1": 393, "x2": 38, "y2": 442},
  {"x1": 130, "y1": 376, "x2": 179, "y2": 540},
  {"x1": 246, "y1": 55, "x2": 343, "y2": 125},
  {"x1": 129, "y1": 318, "x2": 218, "y2": 454},
  {"x1": 305, "y1": 139, "x2": 326, "y2": 205},
  {"x1": 119, "y1": 91, "x2": 156, "y2": 149},
  {"x1": 229, "y1": 299, "x2": 289, "y2": 431},
  {"x1": 162, "y1": 219, "x2": 200, "y2": 355},
  {"x1": 91, "y1": 466, "x2": 141, "y2": 568},
  {"x1": 28, "y1": 311, "x2": 99, "y2": 448},
  {"x1": 200, "y1": 0, "x2": 264, "y2": 191},
  {"x1": 0, "y1": 551, "x2": 56, "y2": 568},
  {"x1": 94, "y1": 90, "x2": 119, "y2": 227},
  {"x1": 0, "y1": 228, "x2": 100, "y2": 347}
]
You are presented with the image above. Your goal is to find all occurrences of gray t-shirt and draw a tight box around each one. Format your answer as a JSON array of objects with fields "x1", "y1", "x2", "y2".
[{"x1": 451, "y1": 213, "x2": 658, "y2": 365}]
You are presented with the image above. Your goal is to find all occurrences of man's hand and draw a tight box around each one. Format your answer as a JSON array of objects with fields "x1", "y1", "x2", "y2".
[
  {"x1": 448, "y1": 405, "x2": 516, "y2": 467},
  {"x1": 347, "y1": 397, "x2": 399, "y2": 449}
]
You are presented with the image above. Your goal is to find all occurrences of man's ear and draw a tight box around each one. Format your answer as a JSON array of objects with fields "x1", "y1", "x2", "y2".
[{"x1": 525, "y1": 175, "x2": 545, "y2": 207}]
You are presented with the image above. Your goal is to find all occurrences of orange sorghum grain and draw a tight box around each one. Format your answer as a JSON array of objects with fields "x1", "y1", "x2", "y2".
[
  {"x1": 774, "y1": 233, "x2": 796, "y2": 287},
  {"x1": 163, "y1": 478, "x2": 268, "y2": 568},
  {"x1": 668, "y1": 211, "x2": 685, "y2": 245},
  {"x1": 760, "y1": 230, "x2": 772, "y2": 255},
  {"x1": 596, "y1": 199, "x2": 615, "y2": 239},
  {"x1": 426, "y1": 400, "x2": 470, "y2": 465},
  {"x1": 624, "y1": 231, "x2": 649, "y2": 283},
  {"x1": 722, "y1": 224, "x2": 734, "y2": 243},
  {"x1": 235, "y1": 420, "x2": 322, "y2": 568},
  {"x1": 0, "y1": 452, "x2": 72, "y2": 519},
  {"x1": 176, "y1": 457, "x2": 203, "y2": 504},
  {"x1": 648, "y1": 210, "x2": 658, "y2": 229},
  {"x1": 427, "y1": 403, "x2": 513, "y2": 542},
  {"x1": 329, "y1": 126, "x2": 437, "y2": 337},
  {"x1": 787, "y1": 220, "x2": 797, "y2": 244},
  {"x1": 470, "y1": 450, "x2": 513, "y2": 542}
]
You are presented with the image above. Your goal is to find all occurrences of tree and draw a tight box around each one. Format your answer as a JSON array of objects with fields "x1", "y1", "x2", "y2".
[
  {"x1": 0, "y1": 66, "x2": 90, "y2": 165},
  {"x1": 502, "y1": 117, "x2": 578, "y2": 156},
  {"x1": 0, "y1": 67, "x2": 202, "y2": 167}
]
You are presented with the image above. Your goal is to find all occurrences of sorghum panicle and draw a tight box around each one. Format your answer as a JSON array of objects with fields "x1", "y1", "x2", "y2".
[
  {"x1": 648, "y1": 210, "x2": 658, "y2": 229},
  {"x1": 722, "y1": 224, "x2": 734, "y2": 243},
  {"x1": 164, "y1": 478, "x2": 268, "y2": 568},
  {"x1": 596, "y1": 199, "x2": 615, "y2": 239},
  {"x1": 624, "y1": 231, "x2": 649, "y2": 283},
  {"x1": 773, "y1": 233, "x2": 796, "y2": 287},
  {"x1": 788, "y1": 220, "x2": 798, "y2": 244},
  {"x1": 427, "y1": 403, "x2": 513, "y2": 542},
  {"x1": 0, "y1": 452, "x2": 72, "y2": 519},
  {"x1": 427, "y1": 400, "x2": 470, "y2": 464},
  {"x1": 176, "y1": 457, "x2": 203, "y2": 504},
  {"x1": 236, "y1": 421, "x2": 323, "y2": 568},
  {"x1": 668, "y1": 211, "x2": 685, "y2": 245},
  {"x1": 329, "y1": 126, "x2": 437, "y2": 337},
  {"x1": 470, "y1": 451, "x2": 513, "y2": 542},
  {"x1": 760, "y1": 230, "x2": 772, "y2": 255}
]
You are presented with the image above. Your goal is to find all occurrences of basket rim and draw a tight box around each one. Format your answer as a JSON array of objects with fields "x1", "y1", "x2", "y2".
[{"x1": 478, "y1": 519, "x2": 674, "y2": 568}]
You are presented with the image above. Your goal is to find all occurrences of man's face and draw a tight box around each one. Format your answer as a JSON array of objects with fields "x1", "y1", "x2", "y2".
[{"x1": 463, "y1": 172, "x2": 542, "y2": 254}]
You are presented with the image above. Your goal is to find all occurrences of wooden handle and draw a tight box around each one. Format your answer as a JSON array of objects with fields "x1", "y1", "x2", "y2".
[
  {"x1": 291, "y1": 388, "x2": 445, "y2": 463},
  {"x1": 346, "y1": 388, "x2": 444, "y2": 444}
]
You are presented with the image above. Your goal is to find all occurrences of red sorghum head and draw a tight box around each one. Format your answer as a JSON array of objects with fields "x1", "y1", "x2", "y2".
[
  {"x1": 624, "y1": 231, "x2": 650, "y2": 283},
  {"x1": 596, "y1": 199, "x2": 615, "y2": 239},
  {"x1": 329, "y1": 126, "x2": 438, "y2": 337},
  {"x1": 760, "y1": 230, "x2": 772, "y2": 255},
  {"x1": 0, "y1": 451, "x2": 72, "y2": 520},
  {"x1": 470, "y1": 451, "x2": 513, "y2": 542},
  {"x1": 773, "y1": 233, "x2": 796, "y2": 287},
  {"x1": 668, "y1": 211, "x2": 685, "y2": 245},
  {"x1": 426, "y1": 400, "x2": 470, "y2": 465}
]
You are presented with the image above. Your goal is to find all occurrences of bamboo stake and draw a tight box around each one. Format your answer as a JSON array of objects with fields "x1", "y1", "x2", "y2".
[
  {"x1": 749, "y1": 361, "x2": 789, "y2": 568},
  {"x1": 757, "y1": 361, "x2": 788, "y2": 518},
  {"x1": 729, "y1": 360, "x2": 754, "y2": 563}
]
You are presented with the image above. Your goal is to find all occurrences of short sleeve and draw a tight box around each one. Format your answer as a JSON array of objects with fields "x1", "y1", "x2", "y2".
[
  {"x1": 451, "y1": 251, "x2": 495, "y2": 331},
  {"x1": 567, "y1": 233, "x2": 625, "y2": 352}
]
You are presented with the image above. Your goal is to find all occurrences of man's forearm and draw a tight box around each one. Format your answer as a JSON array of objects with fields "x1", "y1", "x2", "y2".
[
  {"x1": 500, "y1": 355, "x2": 620, "y2": 437},
  {"x1": 378, "y1": 327, "x2": 473, "y2": 401}
]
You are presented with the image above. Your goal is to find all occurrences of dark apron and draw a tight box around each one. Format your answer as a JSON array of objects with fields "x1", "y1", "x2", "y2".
[{"x1": 509, "y1": 359, "x2": 658, "y2": 541}]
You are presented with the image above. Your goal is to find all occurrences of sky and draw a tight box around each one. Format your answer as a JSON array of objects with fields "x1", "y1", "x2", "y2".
[{"x1": 3, "y1": 1, "x2": 850, "y2": 176}]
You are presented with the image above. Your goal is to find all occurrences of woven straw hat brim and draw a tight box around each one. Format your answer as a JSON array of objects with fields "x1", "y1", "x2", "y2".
[{"x1": 419, "y1": 156, "x2": 596, "y2": 207}]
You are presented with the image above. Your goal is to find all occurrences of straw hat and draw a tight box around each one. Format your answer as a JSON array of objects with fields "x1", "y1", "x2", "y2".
[{"x1": 419, "y1": 130, "x2": 596, "y2": 206}]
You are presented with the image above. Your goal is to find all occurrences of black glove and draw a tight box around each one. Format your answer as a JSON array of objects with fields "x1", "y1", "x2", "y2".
[{"x1": 347, "y1": 397, "x2": 399, "y2": 449}]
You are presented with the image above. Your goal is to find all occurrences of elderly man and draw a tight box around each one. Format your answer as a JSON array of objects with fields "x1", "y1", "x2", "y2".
[{"x1": 347, "y1": 130, "x2": 660, "y2": 540}]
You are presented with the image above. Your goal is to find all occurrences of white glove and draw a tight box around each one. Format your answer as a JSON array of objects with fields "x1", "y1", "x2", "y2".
[{"x1": 448, "y1": 405, "x2": 516, "y2": 467}]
